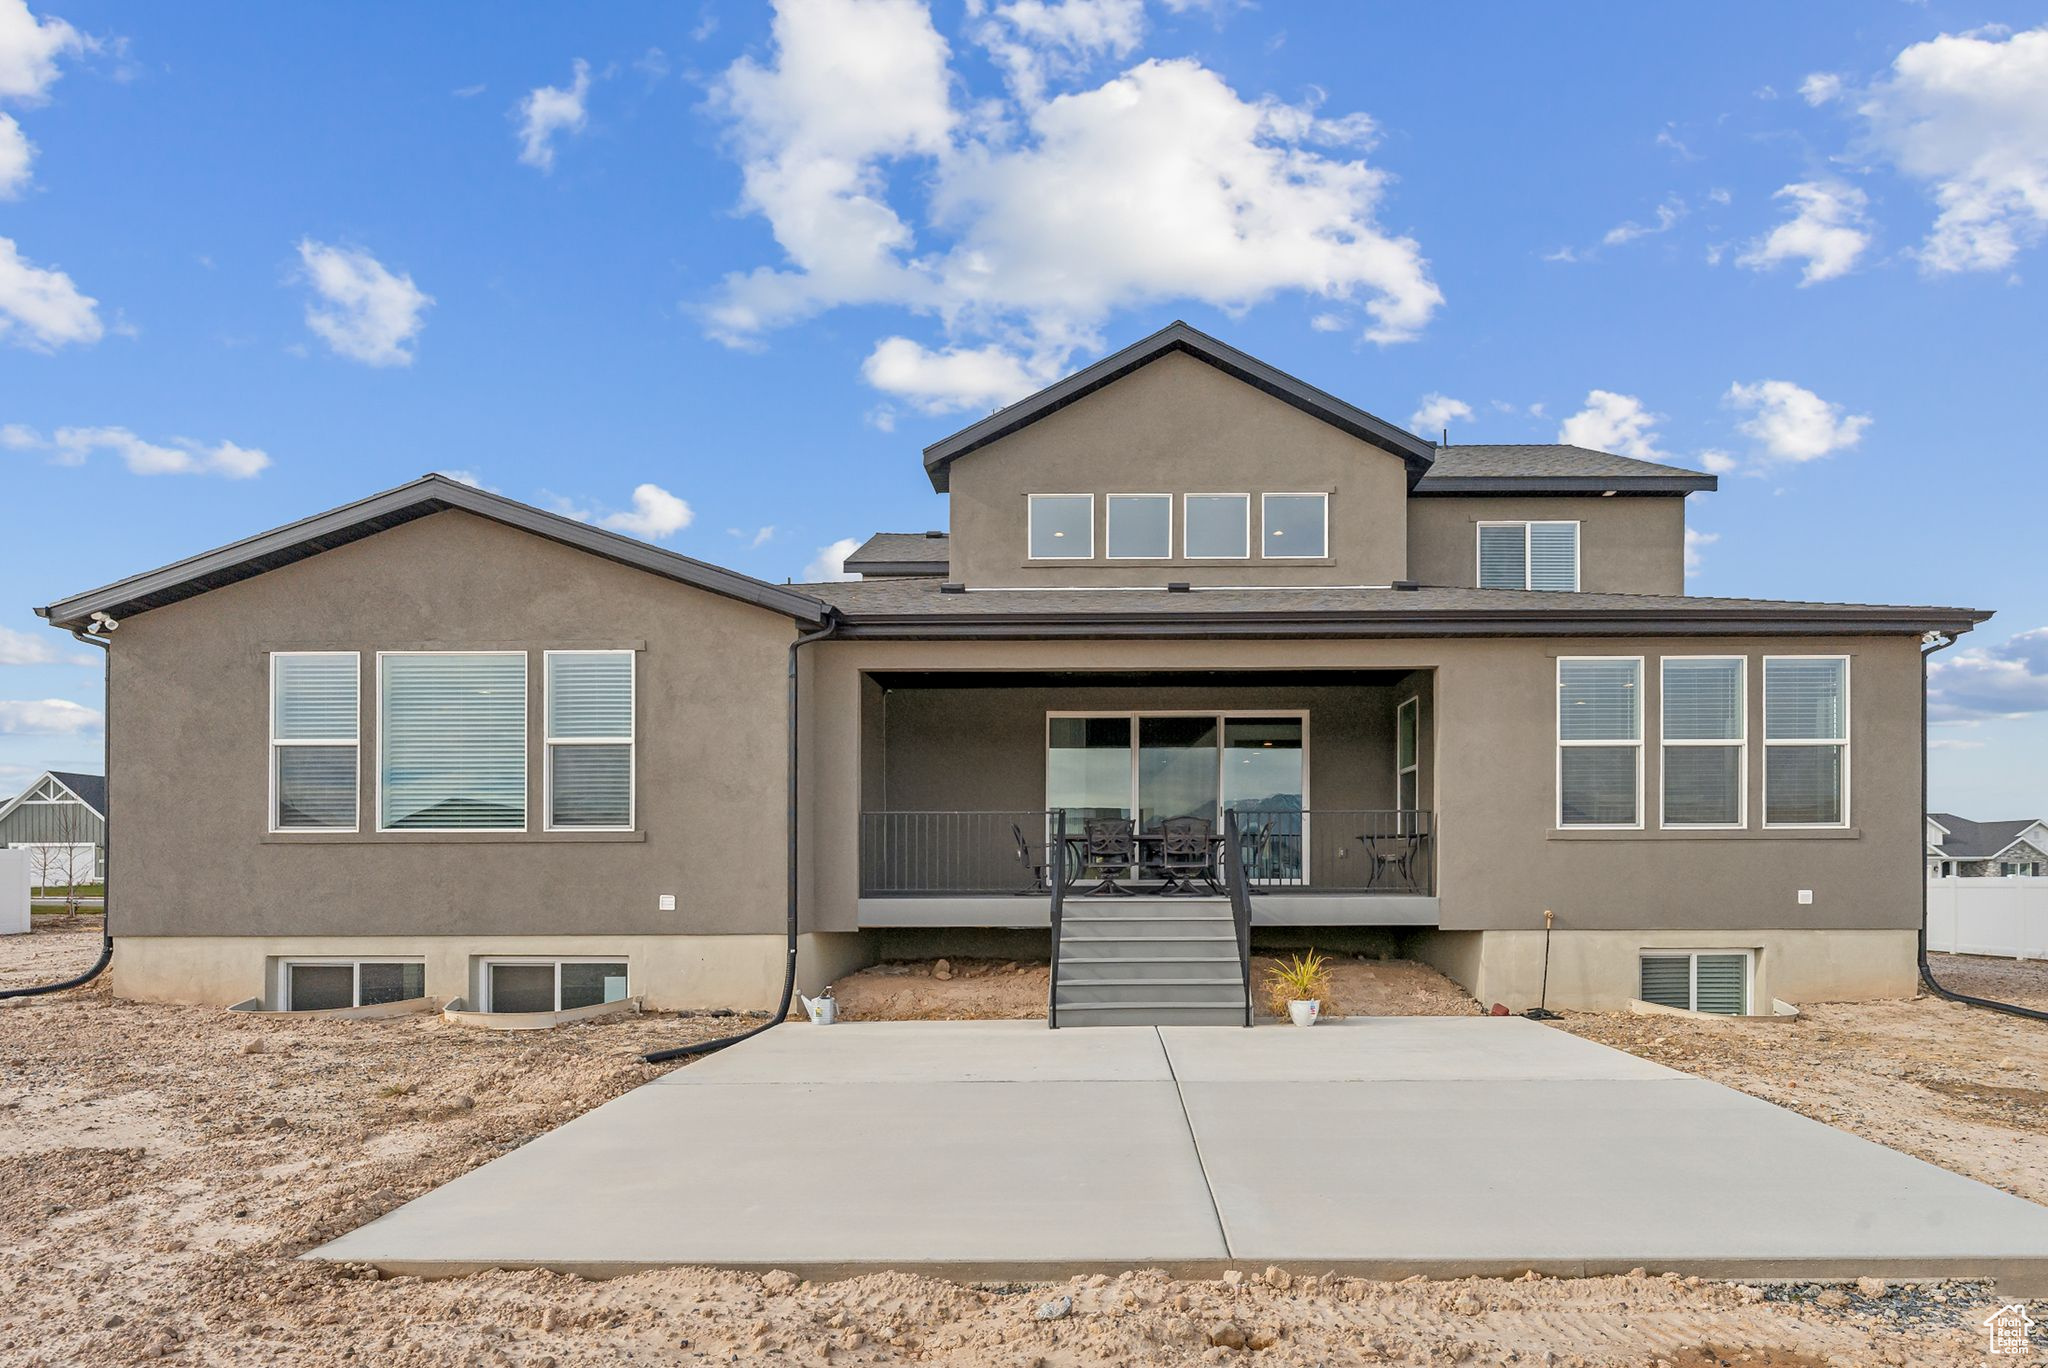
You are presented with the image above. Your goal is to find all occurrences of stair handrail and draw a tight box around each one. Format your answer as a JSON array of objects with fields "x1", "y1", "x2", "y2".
[
  {"x1": 1221, "y1": 809, "x2": 1254, "y2": 1027},
  {"x1": 1047, "y1": 809, "x2": 1066, "y2": 1029}
]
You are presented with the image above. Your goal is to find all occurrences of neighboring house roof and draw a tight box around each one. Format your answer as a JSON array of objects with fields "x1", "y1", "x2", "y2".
[
  {"x1": 920, "y1": 320, "x2": 1438, "y2": 493},
  {"x1": 798, "y1": 577, "x2": 1990, "y2": 639},
  {"x1": 0, "y1": 770, "x2": 106, "y2": 823},
  {"x1": 844, "y1": 531, "x2": 949, "y2": 577},
  {"x1": 37, "y1": 474, "x2": 831, "y2": 632},
  {"x1": 1415, "y1": 445, "x2": 1717, "y2": 496},
  {"x1": 1927, "y1": 813, "x2": 2048, "y2": 860}
]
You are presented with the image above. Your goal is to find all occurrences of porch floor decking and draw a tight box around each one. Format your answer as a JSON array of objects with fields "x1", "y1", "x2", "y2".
[{"x1": 311, "y1": 1019, "x2": 2048, "y2": 1294}]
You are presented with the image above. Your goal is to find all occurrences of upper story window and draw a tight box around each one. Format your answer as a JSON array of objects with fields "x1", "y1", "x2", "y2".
[
  {"x1": 379, "y1": 651, "x2": 527, "y2": 831},
  {"x1": 270, "y1": 652, "x2": 359, "y2": 832},
  {"x1": 1262, "y1": 493, "x2": 1328, "y2": 559},
  {"x1": 545, "y1": 650, "x2": 635, "y2": 830},
  {"x1": 1106, "y1": 494, "x2": 1171, "y2": 559},
  {"x1": 1185, "y1": 493, "x2": 1250, "y2": 559},
  {"x1": 1479, "y1": 521, "x2": 1580, "y2": 591},
  {"x1": 1763, "y1": 656, "x2": 1849, "y2": 828},
  {"x1": 1027, "y1": 494, "x2": 1093, "y2": 559},
  {"x1": 1557, "y1": 656, "x2": 1642, "y2": 828}
]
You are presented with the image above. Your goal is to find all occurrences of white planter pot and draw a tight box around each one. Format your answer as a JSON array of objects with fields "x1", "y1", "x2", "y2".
[{"x1": 1288, "y1": 999, "x2": 1320, "y2": 1028}]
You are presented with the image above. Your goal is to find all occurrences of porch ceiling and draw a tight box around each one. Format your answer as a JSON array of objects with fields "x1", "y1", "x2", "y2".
[{"x1": 866, "y1": 668, "x2": 1421, "y2": 690}]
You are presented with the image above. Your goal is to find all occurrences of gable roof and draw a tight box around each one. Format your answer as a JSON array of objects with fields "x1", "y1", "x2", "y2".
[
  {"x1": 1415, "y1": 445, "x2": 1717, "y2": 495},
  {"x1": 0, "y1": 770, "x2": 106, "y2": 823},
  {"x1": 1927, "y1": 813, "x2": 2048, "y2": 860},
  {"x1": 844, "y1": 531, "x2": 950, "y2": 577},
  {"x1": 37, "y1": 474, "x2": 831, "y2": 632},
  {"x1": 920, "y1": 321, "x2": 1437, "y2": 493}
]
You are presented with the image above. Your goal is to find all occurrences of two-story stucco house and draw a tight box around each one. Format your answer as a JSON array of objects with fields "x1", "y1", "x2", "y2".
[{"x1": 37, "y1": 323, "x2": 1990, "y2": 1021}]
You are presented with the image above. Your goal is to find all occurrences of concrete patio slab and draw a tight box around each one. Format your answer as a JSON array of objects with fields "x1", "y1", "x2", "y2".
[{"x1": 312, "y1": 1019, "x2": 2048, "y2": 1294}]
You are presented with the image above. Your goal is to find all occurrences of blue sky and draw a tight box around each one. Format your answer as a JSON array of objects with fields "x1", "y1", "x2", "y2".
[{"x1": 1, "y1": 0, "x2": 2044, "y2": 813}]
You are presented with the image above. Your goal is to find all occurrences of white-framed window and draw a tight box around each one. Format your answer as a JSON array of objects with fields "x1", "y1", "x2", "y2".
[
  {"x1": 1261, "y1": 493, "x2": 1328, "y2": 559},
  {"x1": 1557, "y1": 656, "x2": 1642, "y2": 828},
  {"x1": 270, "y1": 651, "x2": 360, "y2": 832},
  {"x1": 1763, "y1": 655, "x2": 1849, "y2": 828},
  {"x1": 378, "y1": 651, "x2": 528, "y2": 832},
  {"x1": 1478, "y1": 521, "x2": 1580, "y2": 591},
  {"x1": 1184, "y1": 493, "x2": 1250, "y2": 559},
  {"x1": 1027, "y1": 494, "x2": 1093, "y2": 559},
  {"x1": 282, "y1": 958, "x2": 426, "y2": 1010},
  {"x1": 1638, "y1": 950, "x2": 1752, "y2": 1015},
  {"x1": 2005, "y1": 860, "x2": 2042, "y2": 878},
  {"x1": 480, "y1": 958, "x2": 630, "y2": 1013},
  {"x1": 546, "y1": 650, "x2": 635, "y2": 831},
  {"x1": 1105, "y1": 494, "x2": 1171, "y2": 559},
  {"x1": 1661, "y1": 656, "x2": 1745, "y2": 828},
  {"x1": 1395, "y1": 696, "x2": 1420, "y2": 818}
]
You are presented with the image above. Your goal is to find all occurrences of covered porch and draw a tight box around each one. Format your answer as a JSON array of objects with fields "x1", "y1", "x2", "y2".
[{"x1": 853, "y1": 668, "x2": 1438, "y2": 927}]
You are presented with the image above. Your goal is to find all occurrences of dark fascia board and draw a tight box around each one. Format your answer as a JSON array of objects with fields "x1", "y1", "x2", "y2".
[
  {"x1": 828, "y1": 604, "x2": 1993, "y2": 641},
  {"x1": 920, "y1": 321, "x2": 1436, "y2": 492},
  {"x1": 37, "y1": 474, "x2": 830, "y2": 631},
  {"x1": 1412, "y1": 475, "x2": 1718, "y2": 496},
  {"x1": 845, "y1": 562, "x2": 950, "y2": 578}
]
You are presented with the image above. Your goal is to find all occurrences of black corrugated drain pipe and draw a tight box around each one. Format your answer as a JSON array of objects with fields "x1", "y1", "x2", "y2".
[
  {"x1": 0, "y1": 628, "x2": 112, "y2": 1000},
  {"x1": 643, "y1": 611, "x2": 840, "y2": 1063},
  {"x1": 1918, "y1": 630, "x2": 2047, "y2": 1023}
]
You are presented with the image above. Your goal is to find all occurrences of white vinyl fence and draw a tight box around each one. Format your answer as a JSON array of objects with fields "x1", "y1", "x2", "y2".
[
  {"x1": 1926, "y1": 876, "x2": 2048, "y2": 960},
  {"x1": 0, "y1": 848, "x2": 28, "y2": 936}
]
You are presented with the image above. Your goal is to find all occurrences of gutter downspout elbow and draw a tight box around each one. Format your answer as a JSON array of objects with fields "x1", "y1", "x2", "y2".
[{"x1": 643, "y1": 610, "x2": 841, "y2": 1063}]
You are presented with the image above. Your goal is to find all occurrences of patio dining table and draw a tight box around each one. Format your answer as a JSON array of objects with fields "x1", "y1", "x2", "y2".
[{"x1": 1061, "y1": 829, "x2": 1229, "y2": 895}]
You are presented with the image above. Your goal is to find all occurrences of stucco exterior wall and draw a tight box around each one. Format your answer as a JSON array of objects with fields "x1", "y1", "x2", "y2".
[
  {"x1": 108, "y1": 508, "x2": 798, "y2": 940},
  {"x1": 944, "y1": 351, "x2": 1413, "y2": 588},
  {"x1": 1405, "y1": 495, "x2": 1687, "y2": 594}
]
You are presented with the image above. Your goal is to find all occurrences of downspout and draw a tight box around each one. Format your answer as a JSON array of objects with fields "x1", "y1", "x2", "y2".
[
  {"x1": 644, "y1": 610, "x2": 840, "y2": 1062},
  {"x1": 0, "y1": 628, "x2": 112, "y2": 999},
  {"x1": 1917, "y1": 630, "x2": 2048, "y2": 1023}
]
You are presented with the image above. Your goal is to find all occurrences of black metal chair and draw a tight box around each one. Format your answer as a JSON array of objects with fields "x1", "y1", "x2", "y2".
[
  {"x1": 1081, "y1": 817, "x2": 1137, "y2": 896},
  {"x1": 1012, "y1": 823, "x2": 1054, "y2": 893},
  {"x1": 1157, "y1": 815, "x2": 1215, "y2": 895}
]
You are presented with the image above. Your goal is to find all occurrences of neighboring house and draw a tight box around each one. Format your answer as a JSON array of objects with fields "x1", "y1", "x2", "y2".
[
  {"x1": 1927, "y1": 812, "x2": 2048, "y2": 878},
  {"x1": 35, "y1": 322, "x2": 1990, "y2": 1018},
  {"x1": 0, "y1": 771, "x2": 107, "y2": 885}
]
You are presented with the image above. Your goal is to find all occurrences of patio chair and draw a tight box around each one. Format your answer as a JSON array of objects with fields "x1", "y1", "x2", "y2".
[
  {"x1": 1156, "y1": 815, "x2": 1216, "y2": 896},
  {"x1": 1081, "y1": 817, "x2": 1137, "y2": 896},
  {"x1": 1011, "y1": 823, "x2": 1056, "y2": 893}
]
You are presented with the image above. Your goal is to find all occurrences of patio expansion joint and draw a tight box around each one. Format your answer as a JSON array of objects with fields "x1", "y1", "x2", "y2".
[{"x1": 1158, "y1": 1026, "x2": 1238, "y2": 1261}]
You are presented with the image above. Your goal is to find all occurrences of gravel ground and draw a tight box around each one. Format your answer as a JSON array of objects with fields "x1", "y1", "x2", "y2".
[{"x1": 2, "y1": 923, "x2": 2042, "y2": 1366}]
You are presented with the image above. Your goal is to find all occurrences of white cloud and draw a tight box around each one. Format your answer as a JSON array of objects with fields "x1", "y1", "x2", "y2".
[
  {"x1": 805, "y1": 536, "x2": 864, "y2": 583},
  {"x1": 1683, "y1": 527, "x2": 1718, "y2": 577},
  {"x1": 1307, "y1": 312, "x2": 1344, "y2": 332},
  {"x1": 708, "y1": 1, "x2": 1442, "y2": 391},
  {"x1": 516, "y1": 58, "x2": 591, "y2": 172},
  {"x1": 1602, "y1": 196, "x2": 1685, "y2": 246},
  {"x1": 1929, "y1": 628, "x2": 2048, "y2": 720},
  {"x1": 0, "y1": 234, "x2": 100, "y2": 349},
  {"x1": 1735, "y1": 181, "x2": 1871, "y2": 284},
  {"x1": 729, "y1": 525, "x2": 777, "y2": 548},
  {"x1": 0, "y1": 624, "x2": 64, "y2": 664},
  {"x1": 436, "y1": 468, "x2": 496, "y2": 491},
  {"x1": 1799, "y1": 72, "x2": 1843, "y2": 106},
  {"x1": 1697, "y1": 448, "x2": 1739, "y2": 475},
  {"x1": 973, "y1": 0, "x2": 1146, "y2": 104},
  {"x1": 0, "y1": 420, "x2": 33, "y2": 448},
  {"x1": 861, "y1": 335, "x2": 1057, "y2": 413},
  {"x1": 0, "y1": 111, "x2": 30, "y2": 196},
  {"x1": 1857, "y1": 24, "x2": 2048, "y2": 273},
  {"x1": 295, "y1": 239, "x2": 432, "y2": 367},
  {"x1": 1725, "y1": 379, "x2": 1870, "y2": 462},
  {"x1": 1408, "y1": 392, "x2": 1472, "y2": 439},
  {"x1": 1558, "y1": 390, "x2": 1664, "y2": 459},
  {"x1": 0, "y1": 0, "x2": 89, "y2": 102},
  {"x1": 22, "y1": 424, "x2": 271, "y2": 478},
  {"x1": 598, "y1": 482, "x2": 693, "y2": 540},
  {"x1": 0, "y1": 697, "x2": 100, "y2": 734}
]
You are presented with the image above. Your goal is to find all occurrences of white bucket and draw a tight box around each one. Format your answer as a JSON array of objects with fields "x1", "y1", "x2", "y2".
[{"x1": 1288, "y1": 999, "x2": 1320, "y2": 1028}]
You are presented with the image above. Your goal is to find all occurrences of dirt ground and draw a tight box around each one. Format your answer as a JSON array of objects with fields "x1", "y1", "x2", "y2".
[{"x1": 3, "y1": 922, "x2": 2044, "y2": 1367}]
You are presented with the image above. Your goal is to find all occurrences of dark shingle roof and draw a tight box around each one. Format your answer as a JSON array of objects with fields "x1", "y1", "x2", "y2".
[
  {"x1": 844, "y1": 532, "x2": 949, "y2": 576},
  {"x1": 1928, "y1": 813, "x2": 2045, "y2": 860},
  {"x1": 795, "y1": 577, "x2": 1988, "y2": 638},
  {"x1": 1415, "y1": 445, "x2": 1716, "y2": 494},
  {"x1": 47, "y1": 772, "x2": 106, "y2": 817}
]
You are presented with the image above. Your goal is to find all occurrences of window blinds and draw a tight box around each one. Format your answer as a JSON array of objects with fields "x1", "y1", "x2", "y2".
[{"x1": 380, "y1": 653, "x2": 526, "y2": 830}]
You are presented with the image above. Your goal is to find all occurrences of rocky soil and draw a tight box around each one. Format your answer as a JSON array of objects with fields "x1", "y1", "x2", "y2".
[{"x1": 1, "y1": 924, "x2": 2041, "y2": 1365}]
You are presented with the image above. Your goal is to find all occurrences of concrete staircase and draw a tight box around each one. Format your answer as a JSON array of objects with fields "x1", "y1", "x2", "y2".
[{"x1": 1051, "y1": 896, "x2": 1249, "y2": 1027}]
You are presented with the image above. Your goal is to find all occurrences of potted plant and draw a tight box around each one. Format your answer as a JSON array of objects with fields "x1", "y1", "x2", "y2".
[{"x1": 1263, "y1": 950, "x2": 1331, "y2": 1027}]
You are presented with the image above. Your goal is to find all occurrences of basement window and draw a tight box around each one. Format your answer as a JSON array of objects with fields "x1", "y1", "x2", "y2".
[
  {"x1": 1639, "y1": 951, "x2": 1751, "y2": 1015},
  {"x1": 283, "y1": 959, "x2": 425, "y2": 1010},
  {"x1": 482, "y1": 959, "x2": 629, "y2": 1013}
]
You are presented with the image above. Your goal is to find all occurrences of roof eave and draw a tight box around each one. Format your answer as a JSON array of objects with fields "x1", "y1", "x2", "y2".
[{"x1": 1412, "y1": 475, "x2": 1718, "y2": 496}]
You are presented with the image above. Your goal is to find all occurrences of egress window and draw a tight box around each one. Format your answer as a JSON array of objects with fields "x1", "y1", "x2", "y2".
[
  {"x1": 270, "y1": 652, "x2": 359, "y2": 831},
  {"x1": 1027, "y1": 494, "x2": 1093, "y2": 559},
  {"x1": 1478, "y1": 521, "x2": 1580, "y2": 591},
  {"x1": 1639, "y1": 951, "x2": 1750, "y2": 1015},
  {"x1": 379, "y1": 652, "x2": 528, "y2": 831},
  {"x1": 283, "y1": 959, "x2": 425, "y2": 1010},
  {"x1": 1557, "y1": 657, "x2": 1642, "y2": 828},
  {"x1": 546, "y1": 651, "x2": 634, "y2": 830},
  {"x1": 1763, "y1": 656, "x2": 1849, "y2": 827},
  {"x1": 482, "y1": 959, "x2": 629, "y2": 1013}
]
